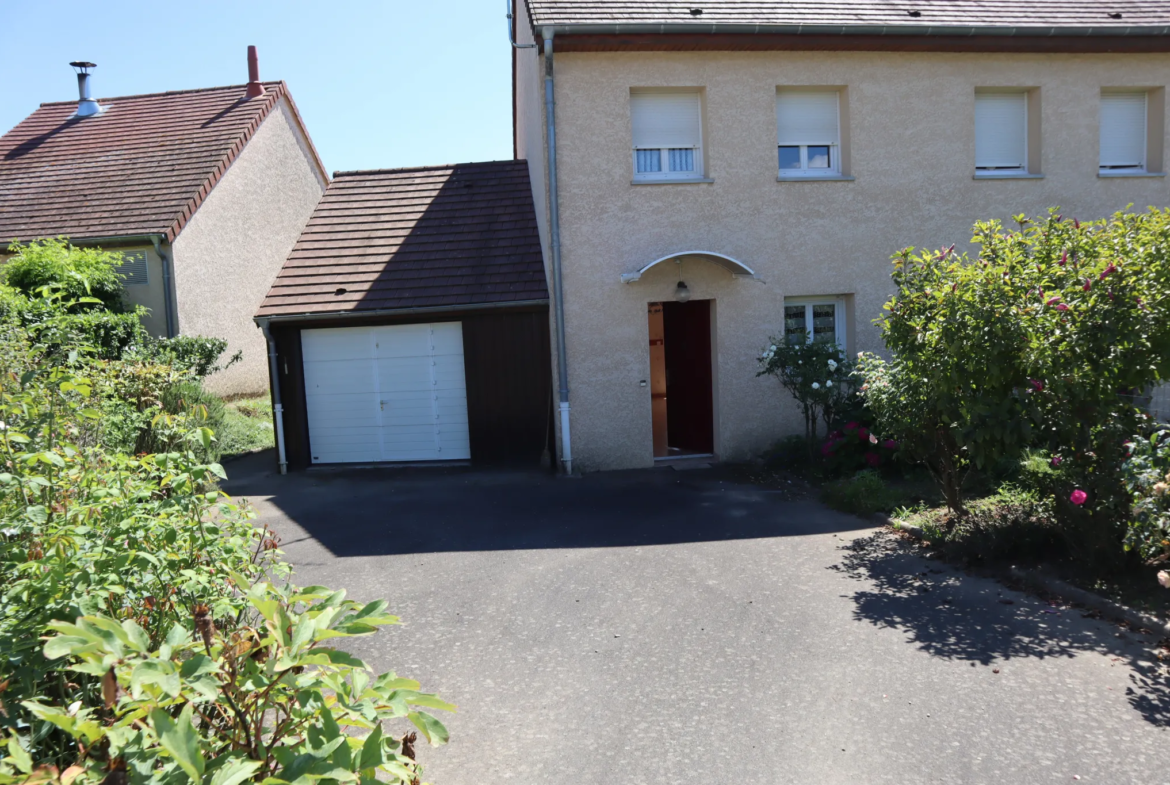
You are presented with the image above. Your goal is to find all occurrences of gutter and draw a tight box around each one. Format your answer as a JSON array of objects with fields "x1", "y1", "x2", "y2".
[
  {"x1": 535, "y1": 22, "x2": 1170, "y2": 38},
  {"x1": 543, "y1": 26, "x2": 573, "y2": 476},
  {"x1": 256, "y1": 318, "x2": 288, "y2": 475}
]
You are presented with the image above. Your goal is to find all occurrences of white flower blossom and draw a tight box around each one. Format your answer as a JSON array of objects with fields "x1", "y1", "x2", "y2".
[
  {"x1": 827, "y1": 359, "x2": 838, "y2": 371},
  {"x1": 826, "y1": 380, "x2": 833, "y2": 388},
  {"x1": 811, "y1": 382, "x2": 820, "y2": 390}
]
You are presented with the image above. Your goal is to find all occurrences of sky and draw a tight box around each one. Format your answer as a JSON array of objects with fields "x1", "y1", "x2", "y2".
[{"x1": 0, "y1": 0, "x2": 516, "y2": 173}]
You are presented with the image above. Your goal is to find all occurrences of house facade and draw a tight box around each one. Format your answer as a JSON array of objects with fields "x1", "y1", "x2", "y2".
[
  {"x1": 0, "y1": 51, "x2": 327, "y2": 396},
  {"x1": 513, "y1": 0, "x2": 1170, "y2": 473}
]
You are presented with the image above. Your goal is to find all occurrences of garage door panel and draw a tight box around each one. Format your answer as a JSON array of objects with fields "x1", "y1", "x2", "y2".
[
  {"x1": 302, "y1": 327, "x2": 375, "y2": 361},
  {"x1": 302, "y1": 322, "x2": 470, "y2": 464}
]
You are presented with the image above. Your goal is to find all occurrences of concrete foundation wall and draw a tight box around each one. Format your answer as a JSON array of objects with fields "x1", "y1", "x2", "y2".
[
  {"x1": 171, "y1": 98, "x2": 326, "y2": 396},
  {"x1": 547, "y1": 48, "x2": 1170, "y2": 471}
]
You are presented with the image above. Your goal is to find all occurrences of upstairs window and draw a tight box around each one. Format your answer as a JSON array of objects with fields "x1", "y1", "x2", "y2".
[
  {"x1": 115, "y1": 250, "x2": 149, "y2": 286},
  {"x1": 631, "y1": 90, "x2": 703, "y2": 181},
  {"x1": 776, "y1": 90, "x2": 840, "y2": 177},
  {"x1": 975, "y1": 91, "x2": 1028, "y2": 174},
  {"x1": 1100, "y1": 91, "x2": 1148, "y2": 173}
]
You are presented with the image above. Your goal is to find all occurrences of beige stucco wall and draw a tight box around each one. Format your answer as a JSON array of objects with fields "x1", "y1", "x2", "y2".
[
  {"x1": 542, "y1": 48, "x2": 1170, "y2": 472},
  {"x1": 171, "y1": 97, "x2": 327, "y2": 396}
]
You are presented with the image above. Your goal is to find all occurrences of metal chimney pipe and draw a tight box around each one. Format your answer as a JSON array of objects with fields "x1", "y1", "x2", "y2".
[
  {"x1": 69, "y1": 61, "x2": 103, "y2": 117},
  {"x1": 245, "y1": 46, "x2": 265, "y2": 98}
]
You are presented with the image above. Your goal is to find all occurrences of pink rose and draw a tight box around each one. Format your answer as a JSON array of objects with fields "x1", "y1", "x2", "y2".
[
  {"x1": 1029, "y1": 379, "x2": 1044, "y2": 392},
  {"x1": 1099, "y1": 264, "x2": 1117, "y2": 281},
  {"x1": 1055, "y1": 303, "x2": 1069, "y2": 312},
  {"x1": 1082, "y1": 279, "x2": 1092, "y2": 291},
  {"x1": 1158, "y1": 571, "x2": 1170, "y2": 589},
  {"x1": 1070, "y1": 489, "x2": 1088, "y2": 505},
  {"x1": 857, "y1": 427, "x2": 869, "y2": 441},
  {"x1": 883, "y1": 439, "x2": 898, "y2": 450},
  {"x1": 1045, "y1": 296, "x2": 1062, "y2": 306},
  {"x1": 1059, "y1": 251, "x2": 1068, "y2": 266},
  {"x1": 1050, "y1": 455, "x2": 1062, "y2": 467}
]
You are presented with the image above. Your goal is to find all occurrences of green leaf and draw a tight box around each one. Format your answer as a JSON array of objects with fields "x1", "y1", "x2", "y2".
[
  {"x1": 408, "y1": 710, "x2": 449, "y2": 746},
  {"x1": 358, "y1": 724, "x2": 384, "y2": 771},
  {"x1": 152, "y1": 705, "x2": 205, "y2": 781},
  {"x1": 208, "y1": 756, "x2": 263, "y2": 785},
  {"x1": 132, "y1": 660, "x2": 181, "y2": 698},
  {"x1": 5, "y1": 737, "x2": 32, "y2": 774}
]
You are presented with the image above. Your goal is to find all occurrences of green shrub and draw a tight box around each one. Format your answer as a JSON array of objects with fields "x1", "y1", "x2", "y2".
[
  {"x1": 0, "y1": 292, "x2": 449, "y2": 782},
  {"x1": 909, "y1": 485, "x2": 1062, "y2": 565},
  {"x1": 758, "y1": 337, "x2": 855, "y2": 449},
  {"x1": 1, "y1": 239, "x2": 127, "y2": 313},
  {"x1": 132, "y1": 334, "x2": 242, "y2": 379},
  {"x1": 859, "y1": 208, "x2": 1170, "y2": 533},
  {"x1": 40, "y1": 309, "x2": 148, "y2": 360},
  {"x1": 1122, "y1": 428, "x2": 1170, "y2": 563},
  {"x1": 821, "y1": 469, "x2": 906, "y2": 516}
]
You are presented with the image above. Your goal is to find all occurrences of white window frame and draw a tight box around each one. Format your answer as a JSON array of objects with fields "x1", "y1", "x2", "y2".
[
  {"x1": 632, "y1": 146, "x2": 702, "y2": 181},
  {"x1": 115, "y1": 250, "x2": 149, "y2": 286},
  {"x1": 1099, "y1": 91, "x2": 1148, "y2": 174},
  {"x1": 784, "y1": 296, "x2": 847, "y2": 352},
  {"x1": 776, "y1": 90, "x2": 841, "y2": 178},
  {"x1": 630, "y1": 90, "x2": 704, "y2": 182},
  {"x1": 974, "y1": 90, "x2": 1029, "y2": 175}
]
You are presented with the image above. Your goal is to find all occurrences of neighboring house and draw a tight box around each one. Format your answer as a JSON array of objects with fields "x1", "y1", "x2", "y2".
[
  {"x1": 510, "y1": 0, "x2": 1170, "y2": 473},
  {"x1": 0, "y1": 50, "x2": 328, "y2": 395},
  {"x1": 254, "y1": 161, "x2": 551, "y2": 472}
]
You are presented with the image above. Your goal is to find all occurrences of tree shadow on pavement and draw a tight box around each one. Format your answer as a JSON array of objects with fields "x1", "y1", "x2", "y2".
[{"x1": 832, "y1": 531, "x2": 1170, "y2": 727}]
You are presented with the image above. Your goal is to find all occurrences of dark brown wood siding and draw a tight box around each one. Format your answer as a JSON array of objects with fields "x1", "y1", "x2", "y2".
[
  {"x1": 461, "y1": 309, "x2": 553, "y2": 465},
  {"x1": 270, "y1": 305, "x2": 552, "y2": 469}
]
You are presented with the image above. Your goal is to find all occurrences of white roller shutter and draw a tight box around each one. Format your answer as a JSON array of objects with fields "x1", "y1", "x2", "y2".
[
  {"x1": 776, "y1": 91, "x2": 840, "y2": 146},
  {"x1": 975, "y1": 92, "x2": 1027, "y2": 170},
  {"x1": 631, "y1": 91, "x2": 702, "y2": 149},
  {"x1": 302, "y1": 322, "x2": 470, "y2": 464},
  {"x1": 1100, "y1": 92, "x2": 1147, "y2": 169}
]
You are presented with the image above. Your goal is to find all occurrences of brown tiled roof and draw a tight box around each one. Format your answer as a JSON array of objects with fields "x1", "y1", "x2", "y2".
[
  {"x1": 527, "y1": 1, "x2": 1170, "y2": 30},
  {"x1": 256, "y1": 161, "x2": 548, "y2": 318},
  {"x1": 0, "y1": 81, "x2": 325, "y2": 244}
]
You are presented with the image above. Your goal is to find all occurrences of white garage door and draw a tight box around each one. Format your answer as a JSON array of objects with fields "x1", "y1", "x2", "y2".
[{"x1": 301, "y1": 322, "x2": 471, "y2": 464}]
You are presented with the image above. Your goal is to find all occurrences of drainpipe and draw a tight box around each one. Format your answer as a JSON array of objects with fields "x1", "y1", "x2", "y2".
[
  {"x1": 543, "y1": 26, "x2": 572, "y2": 475},
  {"x1": 258, "y1": 320, "x2": 288, "y2": 475},
  {"x1": 506, "y1": 0, "x2": 537, "y2": 48},
  {"x1": 149, "y1": 235, "x2": 177, "y2": 338}
]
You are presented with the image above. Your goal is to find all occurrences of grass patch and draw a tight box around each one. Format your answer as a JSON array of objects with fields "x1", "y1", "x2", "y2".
[
  {"x1": 217, "y1": 394, "x2": 275, "y2": 460},
  {"x1": 820, "y1": 469, "x2": 927, "y2": 517}
]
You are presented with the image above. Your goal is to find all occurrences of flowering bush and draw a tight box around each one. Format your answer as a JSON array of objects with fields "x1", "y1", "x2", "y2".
[
  {"x1": 859, "y1": 207, "x2": 1170, "y2": 525},
  {"x1": 758, "y1": 339, "x2": 853, "y2": 448},
  {"x1": 820, "y1": 421, "x2": 898, "y2": 473},
  {"x1": 1122, "y1": 429, "x2": 1170, "y2": 563}
]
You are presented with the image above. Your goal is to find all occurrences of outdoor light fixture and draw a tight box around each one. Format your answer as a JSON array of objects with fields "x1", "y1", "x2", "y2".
[{"x1": 674, "y1": 280, "x2": 691, "y2": 302}]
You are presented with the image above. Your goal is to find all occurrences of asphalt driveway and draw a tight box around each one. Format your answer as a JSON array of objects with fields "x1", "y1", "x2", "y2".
[{"x1": 224, "y1": 452, "x2": 1170, "y2": 785}]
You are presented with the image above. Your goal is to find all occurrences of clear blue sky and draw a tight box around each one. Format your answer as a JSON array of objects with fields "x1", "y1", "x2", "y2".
[{"x1": 0, "y1": 0, "x2": 515, "y2": 173}]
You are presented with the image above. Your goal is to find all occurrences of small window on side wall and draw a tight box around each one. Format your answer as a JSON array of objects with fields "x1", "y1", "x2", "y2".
[
  {"x1": 1100, "y1": 91, "x2": 1148, "y2": 173},
  {"x1": 630, "y1": 90, "x2": 703, "y2": 181},
  {"x1": 975, "y1": 91, "x2": 1028, "y2": 174},
  {"x1": 115, "y1": 250, "x2": 149, "y2": 286},
  {"x1": 784, "y1": 297, "x2": 846, "y2": 351},
  {"x1": 777, "y1": 90, "x2": 840, "y2": 177}
]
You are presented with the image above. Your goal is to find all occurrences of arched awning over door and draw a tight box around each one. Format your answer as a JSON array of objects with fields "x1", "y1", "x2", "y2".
[{"x1": 619, "y1": 251, "x2": 764, "y2": 284}]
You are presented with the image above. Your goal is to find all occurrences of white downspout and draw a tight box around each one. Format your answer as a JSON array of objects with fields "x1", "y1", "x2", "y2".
[
  {"x1": 543, "y1": 26, "x2": 573, "y2": 475},
  {"x1": 259, "y1": 320, "x2": 288, "y2": 475}
]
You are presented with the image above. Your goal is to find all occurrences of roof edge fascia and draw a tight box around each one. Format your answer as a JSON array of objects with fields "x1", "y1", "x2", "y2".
[
  {"x1": 538, "y1": 22, "x2": 1170, "y2": 38},
  {"x1": 254, "y1": 298, "x2": 551, "y2": 325}
]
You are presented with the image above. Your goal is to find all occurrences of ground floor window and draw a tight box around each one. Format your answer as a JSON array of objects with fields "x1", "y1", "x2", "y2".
[{"x1": 784, "y1": 297, "x2": 846, "y2": 350}]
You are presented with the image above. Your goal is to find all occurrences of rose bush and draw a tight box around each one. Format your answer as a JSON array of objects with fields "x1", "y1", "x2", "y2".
[{"x1": 758, "y1": 339, "x2": 854, "y2": 450}]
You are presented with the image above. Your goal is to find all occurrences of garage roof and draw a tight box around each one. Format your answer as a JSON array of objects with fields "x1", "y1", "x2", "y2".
[
  {"x1": 256, "y1": 160, "x2": 548, "y2": 318},
  {"x1": 0, "y1": 82, "x2": 324, "y2": 244}
]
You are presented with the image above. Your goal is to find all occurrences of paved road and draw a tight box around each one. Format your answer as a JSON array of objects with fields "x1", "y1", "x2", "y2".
[{"x1": 225, "y1": 452, "x2": 1170, "y2": 785}]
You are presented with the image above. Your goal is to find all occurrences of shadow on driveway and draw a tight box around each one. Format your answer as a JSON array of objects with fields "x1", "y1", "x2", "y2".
[
  {"x1": 835, "y1": 531, "x2": 1170, "y2": 727},
  {"x1": 221, "y1": 450, "x2": 875, "y2": 557}
]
